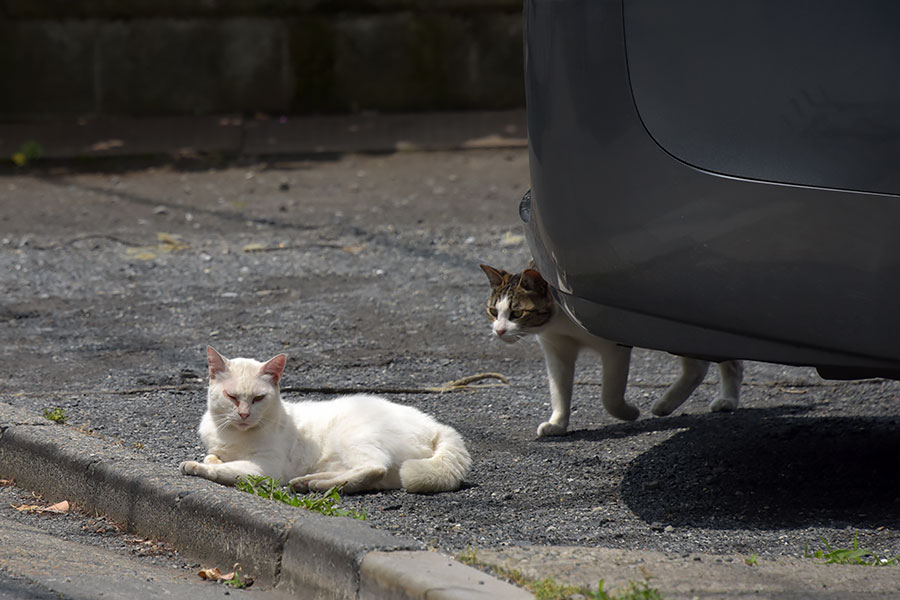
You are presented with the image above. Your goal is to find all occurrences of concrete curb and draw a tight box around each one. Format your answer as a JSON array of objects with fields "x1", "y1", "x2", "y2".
[
  {"x1": 0, "y1": 110, "x2": 527, "y2": 162},
  {"x1": 0, "y1": 402, "x2": 532, "y2": 599}
]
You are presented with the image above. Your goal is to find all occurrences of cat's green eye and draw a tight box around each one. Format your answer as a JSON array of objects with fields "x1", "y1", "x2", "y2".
[
  {"x1": 510, "y1": 310, "x2": 524, "y2": 320},
  {"x1": 487, "y1": 307, "x2": 498, "y2": 318},
  {"x1": 224, "y1": 392, "x2": 238, "y2": 403},
  {"x1": 252, "y1": 395, "x2": 265, "y2": 403}
]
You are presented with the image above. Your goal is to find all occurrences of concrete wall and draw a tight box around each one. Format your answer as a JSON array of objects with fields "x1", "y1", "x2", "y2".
[{"x1": 0, "y1": 1, "x2": 524, "y2": 118}]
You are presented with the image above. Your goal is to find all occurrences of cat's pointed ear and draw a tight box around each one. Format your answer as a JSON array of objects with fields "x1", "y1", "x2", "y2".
[
  {"x1": 260, "y1": 354, "x2": 287, "y2": 386},
  {"x1": 519, "y1": 269, "x2": 549, "y2": 296},
  {"x1": 479, "y1": 264, "x2": 508, "y2": 289},
  {"x1": 207, "y1": 346, "x2": 229, "y2": 381}
]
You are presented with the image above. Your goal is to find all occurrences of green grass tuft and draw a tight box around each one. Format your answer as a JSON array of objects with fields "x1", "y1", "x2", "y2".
[
  {"x1": 223, "y1": 568, "x2": 250, "y2": 589},
  {"x1": 42, "y1": 407, "x2": 67, "y2": 424},
  {"x1": 806, "y1": 535, "x2": 900, "y2": 566},
  {"x1": 12, "y1": 140, "x2": 43, "y2": 166},
  {"x1": 235, "y1": 475, "x2": 366, "y2": 520}
]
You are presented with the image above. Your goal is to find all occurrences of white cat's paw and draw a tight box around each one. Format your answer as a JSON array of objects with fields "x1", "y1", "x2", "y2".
[
  {"x1": 709, "y1": 396, "x2": 738, "y2": 412},
  {"x1": 306, "y1": 479, "x2": 340, "y2": 492},
  {"x1": 180, "y1": 460, "x2": 205, "y2": 476},
  {"x1": 537, "y1": 421, "x2": 568, "y2": 437},
  {"x1": 290, "y1": 474, "x2": 346, "y2": 493},
  {"x1": 289, "y1": 474, "x2": 332, "y2": 492},
  {"x1": 203, "y1": 454, "x2": 223, "y2": 464},
  {"x1": 288, "y1": 477, "x2": 309, "y2": 492}
]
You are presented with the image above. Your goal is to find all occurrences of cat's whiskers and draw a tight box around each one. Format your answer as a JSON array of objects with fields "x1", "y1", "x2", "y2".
[
  {"x1": 494, "y1": 328, "x2": 527, "y2": 343},
  {"x1": 213, "y1": 413, "x2": 236, "y2": 433},
  {"x1": 251, "y1": 414, "x2": 272, "y2": 429}
]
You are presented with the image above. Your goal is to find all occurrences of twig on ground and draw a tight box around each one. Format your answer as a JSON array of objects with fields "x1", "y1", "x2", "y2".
[
  {"x1": 282, "y1": 372, "x2": 511, "y2": 395},
  {"x1": 91, "y1": 372, "x2": 510, "y2": 397}
]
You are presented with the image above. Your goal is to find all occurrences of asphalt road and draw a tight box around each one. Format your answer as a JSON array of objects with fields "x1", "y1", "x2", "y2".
[
  {"x1": 0, "y1": 479, "x2": 291, "y2": 599},
  {"x1": 3, "y1": 149, "x2": 900, "y2": 595}
]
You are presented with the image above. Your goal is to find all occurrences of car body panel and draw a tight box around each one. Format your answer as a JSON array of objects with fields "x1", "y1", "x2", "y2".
[
  {"x1": 522, "y1": 0, "x2": 900, "y2": 375},
  {"x1": 626, "y1": 0, "x2": 900, "y2": 195}
]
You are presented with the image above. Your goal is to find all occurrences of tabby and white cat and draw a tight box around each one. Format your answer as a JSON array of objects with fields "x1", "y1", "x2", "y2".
[
  {"x1": 480, "y1": 264, "x2": 743, "y2": 436},
  {"x1": 180, "y1": 347, "x2": 471, "y2": 494}
]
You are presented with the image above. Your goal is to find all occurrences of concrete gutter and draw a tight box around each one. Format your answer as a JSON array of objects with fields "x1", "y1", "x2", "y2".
[
  {"x1": 0, "y1": 402, "x2": 532, "y2": 599},
  {"x1": 0, "y1": 110, "x2": 527, "y2": 162}
]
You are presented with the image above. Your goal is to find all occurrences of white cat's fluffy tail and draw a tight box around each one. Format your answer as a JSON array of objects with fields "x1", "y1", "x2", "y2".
[{"x1": 400, "y1": 425, "x2": 471, "y2": 493}]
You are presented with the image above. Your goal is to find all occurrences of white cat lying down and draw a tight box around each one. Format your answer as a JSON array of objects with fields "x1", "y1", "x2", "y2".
[{"x1": 180, "y1": 347, "x2": 471, "y2": 494}]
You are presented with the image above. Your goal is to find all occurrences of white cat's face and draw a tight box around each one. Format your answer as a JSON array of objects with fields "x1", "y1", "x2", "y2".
[
  {"x1": 210, "y1": 371, "x2": 274, "y2": 430},
  {"x1": 206, "y1": 348, "x2": 286, "y2": 432}
]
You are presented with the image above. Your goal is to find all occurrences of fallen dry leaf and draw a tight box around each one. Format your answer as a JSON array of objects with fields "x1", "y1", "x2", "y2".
[
  {"x1": 198, "y1": 567, "x2": 224, "y2": 581},
  {"x1": 89, "y1": 139, "x2": 125, "y2": 152},
  {"x1": 197, "y1": 563, "x2": 253, "y2": 587},
  {"x1": 125, "y1": 537, "x2": 152, "y2": 545},
  {"x1": 123, "y1": 232, "x2": 189, "y2": 261},
  {"x1": 125, "y1": 248, "x2": 157, "y2": 261},
  {"x1": 46, "y1": 500, "x2": 70, "y2": 513},
  {"x1": 156, "y1": 232, "x2": 190, "y2": 251},
  {"x1": 12, "y1": 500, "x2": 69, "y2": 514},
  {"x1": 499, "y1": 231, "x2": 525, "y2": 247}
]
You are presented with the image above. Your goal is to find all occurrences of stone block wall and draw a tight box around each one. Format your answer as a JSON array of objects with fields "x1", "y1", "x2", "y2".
[{"x1": 0, "y1": 0, "x2": 524, "y2": 117}]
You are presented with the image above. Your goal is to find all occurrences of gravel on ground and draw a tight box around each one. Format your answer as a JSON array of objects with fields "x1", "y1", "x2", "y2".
[{"x1": 2, "y1": 150, "x2": 899, "y2": 582}]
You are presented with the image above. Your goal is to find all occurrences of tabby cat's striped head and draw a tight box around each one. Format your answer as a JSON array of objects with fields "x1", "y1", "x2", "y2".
[{"x1": 479, "y1": 264, "x2": 555, "y2": 344}]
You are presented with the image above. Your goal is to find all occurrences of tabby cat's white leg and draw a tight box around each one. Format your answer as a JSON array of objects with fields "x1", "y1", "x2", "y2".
[
  {"x1": 180, "y1": 459, "x2": 264, "y2": 486},
  {"x1": 598, "y1": 344, "x2": 639, "y2": 421},
  {"x1": 710, "y1": 360, "x2": 743, "y2": 412},
  {"x1": 652, "y1": 357, "x2": 709, "y2": 416},
  {"x1": 537, "y1": 335, "x2": 578, "y2": 436}
]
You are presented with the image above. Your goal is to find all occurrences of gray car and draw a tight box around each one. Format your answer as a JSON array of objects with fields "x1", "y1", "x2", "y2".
[{"x1": 521, "y1": 0, "x2": 900, "y2": 379}]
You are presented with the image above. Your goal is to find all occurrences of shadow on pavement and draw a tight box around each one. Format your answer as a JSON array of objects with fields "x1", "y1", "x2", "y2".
[
  {"x1": 538, "y1": 405, "x2": 900, "y2": 531},
  {"x1": 617, "y1": 408, "x2": 900, "y2": 530}
]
